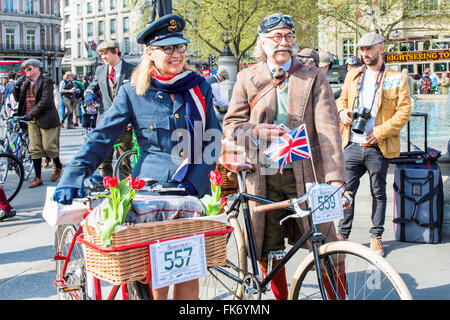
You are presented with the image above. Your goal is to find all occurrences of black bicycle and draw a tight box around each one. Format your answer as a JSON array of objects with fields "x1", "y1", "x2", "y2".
[{"x1": 197, "y1": 163, "x2": 412, "y2": 300}]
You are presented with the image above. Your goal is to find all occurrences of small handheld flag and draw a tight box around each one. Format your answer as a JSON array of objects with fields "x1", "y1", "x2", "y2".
[{"x1": 264, "y1": 124, "x2": 311, "y2": 173}]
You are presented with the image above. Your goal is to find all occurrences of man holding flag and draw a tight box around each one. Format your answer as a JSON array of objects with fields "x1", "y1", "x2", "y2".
[{"x1": 223, "y1": 13, "x2": 346, "y2": 300}]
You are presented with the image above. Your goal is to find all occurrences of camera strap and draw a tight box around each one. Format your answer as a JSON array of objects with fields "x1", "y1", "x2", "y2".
[{"x1": 354, "y1": 63, "x2": 386, "y2": 114}]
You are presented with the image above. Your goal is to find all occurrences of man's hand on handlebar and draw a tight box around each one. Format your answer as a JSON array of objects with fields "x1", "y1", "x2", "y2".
[{"x1": 53, "y1": 187, "x2": 85, "y2": 205}]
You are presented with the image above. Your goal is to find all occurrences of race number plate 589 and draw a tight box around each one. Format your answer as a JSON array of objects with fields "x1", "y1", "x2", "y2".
[
  {"x1": 309, "y1": 185, "x2": 344, "y2": 225},
  {"x1": 149, "y1": 234, "x2": 207, "y2": 289}
]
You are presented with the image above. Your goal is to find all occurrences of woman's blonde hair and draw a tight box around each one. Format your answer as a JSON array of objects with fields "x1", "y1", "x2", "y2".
[{"x1": 130, "y1": 46, "x2": 195, "y2": 96}]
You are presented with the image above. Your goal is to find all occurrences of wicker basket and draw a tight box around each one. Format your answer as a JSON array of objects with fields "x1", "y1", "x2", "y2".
[
  {"x1": 80, "y1": 218, "x2": 230, "y2": 285},
  {"x1": 216, "y1": 164, "x2": 238, "y2": 196}
]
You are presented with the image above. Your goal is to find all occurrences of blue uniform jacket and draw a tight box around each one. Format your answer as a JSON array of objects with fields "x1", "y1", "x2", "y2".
[{"x1": 57, "y1": 79, "x2": 222, "y2": 197}]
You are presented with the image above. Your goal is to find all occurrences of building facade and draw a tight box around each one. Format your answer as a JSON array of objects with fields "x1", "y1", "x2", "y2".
[
  {"x1": 318, "y1": 0, "x2": 449, "y2": 75},
  {"x1": 60, "y1": 0, "x2": 143, "y2": 77},
  {"x1": 0, "y1": 0, "x2": 64, "y2": 82}
]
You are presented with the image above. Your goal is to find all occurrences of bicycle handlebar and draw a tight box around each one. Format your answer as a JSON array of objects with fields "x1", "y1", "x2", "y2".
[{"x1": 252, "y1": 199, "x2": 293, "y2": 213}]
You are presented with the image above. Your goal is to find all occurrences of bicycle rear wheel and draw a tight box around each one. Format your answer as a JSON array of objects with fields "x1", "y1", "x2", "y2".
[
  {"x1": 289, "y1": 241, "x2": 412, "y2": 300},
  {"x1": 0, "y1": 152, "x2": 24, "y2": 202},
  {"x1": 198, "y1": 212, "x2": 247, "y2": 300},
  {"x1": 55, "y1": 224, "x2": 88, "y2": 300},
  {"x1": 114, "y1": 149, "x2": 139, "y2": 181}
]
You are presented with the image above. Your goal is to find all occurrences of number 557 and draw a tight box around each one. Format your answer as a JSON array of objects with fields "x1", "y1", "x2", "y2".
[{"x1": 164, "y1": 247, "x2": 193, "y2": 271}]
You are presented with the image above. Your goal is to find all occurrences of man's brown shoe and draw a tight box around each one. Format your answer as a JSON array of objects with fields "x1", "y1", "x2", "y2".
[
  {"x1": 370, "y1": 237, "x2": 384, "y2": 256},
  {"x1": 51, "y1": 168, "x2": 62, "y2": 182},
  {"x1": 67, "y1": 125, "x2": 75, "y2": 129},
  {"x1": 43, "y1": 159, "x2": 50, "y2": 168},
  {"x1": 28, "y1": 178, "x2": 43, "y2": 188}
]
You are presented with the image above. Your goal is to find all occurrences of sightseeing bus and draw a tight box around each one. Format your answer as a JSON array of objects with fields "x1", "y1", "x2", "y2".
[
  {"x1": 0, "y1": 60, "x2": 24, "y2": 78},
  {"x1": 384, "y1": 37, "x2": 450, "y2": 76}
]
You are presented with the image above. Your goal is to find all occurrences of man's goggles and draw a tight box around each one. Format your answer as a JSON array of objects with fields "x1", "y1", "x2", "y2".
[
  {"x1": 345, "y1": 56, "x2": 361, "y2": 66},
  {"x1": 258, "y1": 14, "x2": 294, "y2": 34}
]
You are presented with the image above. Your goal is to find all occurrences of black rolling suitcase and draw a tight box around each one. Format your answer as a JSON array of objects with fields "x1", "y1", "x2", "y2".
[{"x1": 390, "y1": 112, "x2": 444, "y2": 244}]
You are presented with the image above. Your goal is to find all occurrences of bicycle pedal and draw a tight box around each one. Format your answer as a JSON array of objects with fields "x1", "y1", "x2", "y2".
[{"x1": 57, "y1": 283, "x2": 83, "y2": 293}]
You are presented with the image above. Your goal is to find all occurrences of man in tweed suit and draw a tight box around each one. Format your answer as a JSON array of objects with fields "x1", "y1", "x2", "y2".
[
  {"x1": 223, "y1": 13, "x2": 347, "y2": 299},
  {"x1": 84, "y1": 41, "x2": 135, "y2": 177}
]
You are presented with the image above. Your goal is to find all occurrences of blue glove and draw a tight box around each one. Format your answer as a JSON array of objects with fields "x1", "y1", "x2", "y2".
[
  {"x1": 53, "y1": 187, "x2": 85, "y2": 205},
  {"x1": 22, "y1": 113, "x2": 33, "y2": 121},
  {"x1": 84, "y1": 91, "x2": 96, "y2": 106}
]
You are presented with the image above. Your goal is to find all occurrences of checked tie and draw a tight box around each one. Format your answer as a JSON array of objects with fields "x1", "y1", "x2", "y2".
[
  {"x1": 108, "y1": 67, "x2": 115, "y2": 84},
  {"x1": 274, "y1": 67, "x2": 286, "y2": 89}
]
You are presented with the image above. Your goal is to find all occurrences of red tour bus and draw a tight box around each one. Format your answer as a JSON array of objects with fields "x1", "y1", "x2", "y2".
[{"x1": 0, "y1": 60, "x2": 24, "y2": 78}]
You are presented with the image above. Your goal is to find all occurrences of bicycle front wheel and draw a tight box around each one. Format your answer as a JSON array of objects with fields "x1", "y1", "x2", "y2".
[
  {"x1": 55, "y1": 224, "x2": 88, "y2": 300},
  {"x1": 0, "y1": 152, "x2": 24, "y2": 202},
  {"x1": 114, "y1": 149, "x2": 139, "y2": 181},
  {"x1": 198, "y1": 212, "x2": 247, "y2": 300},
  {"x1": 289, "y1": 241, "x2": 412, "y2": 300}
]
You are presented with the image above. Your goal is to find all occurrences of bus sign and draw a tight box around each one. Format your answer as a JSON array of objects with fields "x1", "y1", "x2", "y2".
[{"x1": 385, "y1": 49, "x2": 450, "y2": 63}]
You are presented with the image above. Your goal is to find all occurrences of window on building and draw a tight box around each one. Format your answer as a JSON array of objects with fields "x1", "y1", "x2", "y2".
[
  {"x1": 87, "y1": 2, "x2": 92, "y2": 14},
  {"x1": 77, "y1": 24, "x2": 81, "y2": 38},
  {"x1": 25, "y1": 0, "x2": 36, "y2": 14},
  {"x1": 4, "y1": 0, "x2": 14, "y2": 12},
  {"x1": 123, "y1": 0, "x2": 128, "y2": 7},
  {"x1": 77, "y1": 4, "x2": 81, "y2": 15},
  {"x1": 434, "y1": 62, "x2": 448, "y2": 72},
  {"x1": 99, "y1": 0, "x2": 104, "y2": 12},
  {"x1": 422, "y1": 0, "x2": 439, "y2": 11},
  {"x1": 5, "y1": 27, "x2": 15, "y2": 50},
  {"x1": 87, "y1": 22, "x2": 93, "y2": 36},
  {"x1": 98, "y1": 21, "x2": 104, "y2": 36},
  {"x1": 342, "y1": 38, "x2": 355, "y2": 62},
  {"x1": 110, "y1": 19, "x2": 116, "y2": 34},
  {"x1": 65, "y1": 47, "x2": 72, "y2": 56},
  {"x1": 64, "y1": 0, "x2": 69, "y2": 6},
  {"x1": 78, "y1": 42, "x2": 82, "y2": 58},
  {"x1": 110, "y1": 0, "x2": 116, "y2": 10},
  {"x1": 123, "y1": 37, "x2": 130, "y2": 54},
  {"x1": 123, "y1": 17, "x2": 129, "y2": 33},
  {"x1": 65, "y1": 31, "x2": 71, "y2": 40},
  {"x1": 26, "y1": 29, "x2": 35, "y2": 50}
]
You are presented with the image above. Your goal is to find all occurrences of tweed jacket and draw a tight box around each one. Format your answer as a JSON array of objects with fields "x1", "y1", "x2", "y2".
[
  {"x1": 336, "y1": 66, "x2": 411, "y2": 159},
  {"x1": 222, "y1": 57, "x2": 347, "y2": 259},
  {"x1": 13, "y1": 74, "x2": 60, "y2": 129},
  {"x1": 86, "y1": 59, "x2": 135, "y2": 123}
]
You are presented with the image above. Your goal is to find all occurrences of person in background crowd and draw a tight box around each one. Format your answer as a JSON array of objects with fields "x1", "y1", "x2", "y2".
[
  {"x1": 206, "y1": 69, "x2": 230, "y2": 122},
  {"x1": 345, "y1": 55, "x2": 362, "y2": 72},
  {"x1": 59, "y1": 71, "x2": 77, "y2": 129},
  {"x1": 0, "y1": 186, "x2": 16, "y2": 222},
  {"x1": 53, "y1": 14, "x2": 221, "y2": 300},
  {"x1": 297, "y1": 47, "x2": 319, "y2": 67},
  {"x1": 402, "y1": 68, "x2": 413, "y2": 97},
  {"x1": 438, "y1": 72, "x2": 449, "y2": 95},
  {"x1": 418, "y1": 72, "x2": 432, "y2": 94},
  {"x1": 12, "y1": 59, "x2": 63, "y2": 188},
  {"x1": 425, "y1": 67, "x2": 439, "y2": 94},
  {"x1": 318, "y1": 51, "x2": 333, "y2": 72},
  {"x1": 223, "y1": 12, "x2": 345, "y2": 300},
  {"x1": 336, "y1": 32, "x2": 411, "y2": 256},
  {"x1": 83, "y1": 41, "x2": 135, "y2": 178}
]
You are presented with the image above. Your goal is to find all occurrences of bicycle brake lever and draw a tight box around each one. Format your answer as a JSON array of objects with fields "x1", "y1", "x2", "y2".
[{"x1": 279, "y1": 200, "x2": 310, "y2": 225}]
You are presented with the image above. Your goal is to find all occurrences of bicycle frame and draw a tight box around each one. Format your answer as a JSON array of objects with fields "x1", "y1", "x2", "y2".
[{"x1": 215, "y1": 171, "x2": 341, "y2": 300}]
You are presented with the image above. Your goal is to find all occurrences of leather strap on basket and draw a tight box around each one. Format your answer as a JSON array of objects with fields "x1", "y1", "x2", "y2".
[{"x1": 249, "y1": 62, "x2": 305, "y2": 112}]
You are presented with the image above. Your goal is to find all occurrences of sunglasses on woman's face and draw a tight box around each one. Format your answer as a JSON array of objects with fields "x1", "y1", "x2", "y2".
[{"x1": 152, "y1": 43, "x2": 187, "y2": 55}]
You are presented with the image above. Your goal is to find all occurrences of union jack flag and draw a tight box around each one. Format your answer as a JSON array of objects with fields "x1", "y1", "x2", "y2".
[{"x1": 264, "y1": 124, "x2": 311, "y2": 173}]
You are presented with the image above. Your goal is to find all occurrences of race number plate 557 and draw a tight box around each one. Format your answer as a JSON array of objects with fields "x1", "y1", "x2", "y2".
[{"x1": 149, "y1": 234, "x2": 208, "y2": 289}]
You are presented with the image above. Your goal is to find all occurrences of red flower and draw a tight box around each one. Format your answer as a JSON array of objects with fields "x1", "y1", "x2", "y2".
[
  {"x1": 219, "y1": 196, "x2": 227, "y2": 213},
  {"x1": 209, "y1": 170, "x2": 223, "y2": 187},
  {"x1": 103, "y1": 176, "x2": 118, "y2": 188},
  {"x1": 128, "y1": 176, "x2": 145, "y2": 190}
]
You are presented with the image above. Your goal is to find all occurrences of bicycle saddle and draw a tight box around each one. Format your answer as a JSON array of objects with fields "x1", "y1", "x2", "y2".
[{"x1": 219, "y1": 152, "x2": 254, "y2": 173}]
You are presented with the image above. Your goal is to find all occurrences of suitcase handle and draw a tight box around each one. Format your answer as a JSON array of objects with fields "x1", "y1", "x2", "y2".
[{"x1": 407, "y1": 112, "x2": 428, "y2": 152}]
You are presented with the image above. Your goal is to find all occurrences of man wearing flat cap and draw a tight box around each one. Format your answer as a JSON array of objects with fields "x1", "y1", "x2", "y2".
[
  {"x1": 12, "y1": 59, "x2": 63, "y2": 187},
  {"x1": 223, "y1": 12, "x2": 346, "y2": 300},
  {"x1": 336, "y1": 32, "x2": 411, "y2": 256},
  {"x1": 83, "y1": 40, "x2": 135, "y2": 178},
  {"x1": 298, "y1": 48, "x2": 319, "y2": 67},
  {"x1": 206, "y1": 69, "x2": 230, "y2": 122}
]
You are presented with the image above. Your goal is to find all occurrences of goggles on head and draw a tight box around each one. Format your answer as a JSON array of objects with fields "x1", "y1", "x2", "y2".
[{"x1": 258, "y1": 14, "x2": 294, "y2": 34}]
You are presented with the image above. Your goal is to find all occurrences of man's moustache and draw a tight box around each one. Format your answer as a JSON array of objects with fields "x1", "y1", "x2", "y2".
[{"x1": 274, "y1": 46, "x2": 293, "y2": 53}]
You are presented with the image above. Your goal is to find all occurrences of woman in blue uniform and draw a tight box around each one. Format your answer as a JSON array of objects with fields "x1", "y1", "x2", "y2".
[{"x1": 53, "y1": 14, "x2": 222, "y2": 299}]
